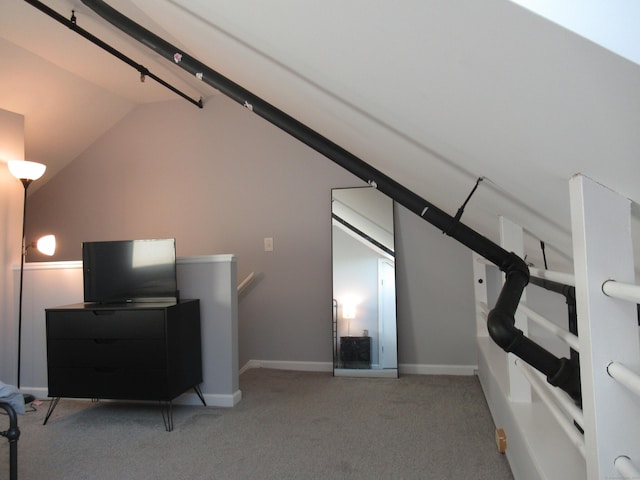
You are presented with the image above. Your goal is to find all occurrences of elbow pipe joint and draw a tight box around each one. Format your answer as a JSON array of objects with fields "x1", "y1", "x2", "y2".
[
  {"x1": 500, "y1": 251, "x2": 530, "y2": 280},
  {"x1": 488, "y1": 307, "x2": 582, "y2": 404},
  {"x1": 487, "y1": 308, "x2": 524, "y2": 352},
  {"x1": 487, "y1": 253, "x2": 529, "y2": 352},
  {"x1": 547, "y1": 357, "x2": 582, "y2": 405},
  {"x1": 487, "y1": 260, "x2": 582, "y2": 404}
]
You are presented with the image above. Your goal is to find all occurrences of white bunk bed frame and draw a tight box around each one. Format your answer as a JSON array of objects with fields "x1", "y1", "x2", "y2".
[{"x1": 475, "y1": 174, "x2": 640, "y2": 480}]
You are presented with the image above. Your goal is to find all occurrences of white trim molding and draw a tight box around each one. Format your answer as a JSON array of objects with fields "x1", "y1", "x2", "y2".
[
  {"x1": 399, "y1": 363, "x2": 478, "y2": 376},
  {"x1": 240, "y1": 359, "x2": 477, "y2": 377}
]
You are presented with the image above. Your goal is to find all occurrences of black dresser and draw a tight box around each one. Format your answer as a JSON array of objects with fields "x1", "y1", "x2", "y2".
[
  {"x1": 340, "y1": 336, "x2": 372, "y2": 369},
  {"x1": 44, "y1": 299, "x2": 204, "y2": 430}
]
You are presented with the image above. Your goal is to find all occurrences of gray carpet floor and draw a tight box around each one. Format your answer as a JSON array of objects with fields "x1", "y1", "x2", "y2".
[{"x1": 0, "y1": 368, "x2": 513, "y2": 479}]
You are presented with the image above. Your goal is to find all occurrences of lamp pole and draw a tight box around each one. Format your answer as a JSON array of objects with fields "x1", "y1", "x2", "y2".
[
  {"x1": 16, "y1": 178, "x2": 32, "y2": 389},
  {"x1": 8, "y1": 160, "x2": 47, "y2": 390}
]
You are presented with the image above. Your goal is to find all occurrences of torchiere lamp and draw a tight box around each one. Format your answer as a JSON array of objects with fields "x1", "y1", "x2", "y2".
[{"x1": 8, "y1": 160, "x2": 55, "y2": 389}]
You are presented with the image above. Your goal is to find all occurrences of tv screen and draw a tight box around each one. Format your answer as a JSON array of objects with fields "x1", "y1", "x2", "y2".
[{"x1": 83, "y1": 238, "x2": 178, "y2": 304}]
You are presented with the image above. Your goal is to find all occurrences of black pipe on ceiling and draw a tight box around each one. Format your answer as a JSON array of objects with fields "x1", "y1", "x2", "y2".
[
  {"x1": 80, "y1": 0, "x2": 581, "y2": 403},
  {"x1": 23, "y1": 0, "x2": 203, "y2": 108},
  {"x1": 79, "y1": 0, "x2": 514, "y2": 269},
  {"x1": 332, "y1": 213, "x2": 394, "y2": 258}
]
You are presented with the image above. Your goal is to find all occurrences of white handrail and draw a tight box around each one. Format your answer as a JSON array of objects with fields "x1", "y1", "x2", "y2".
[
  {"x1": 528, "y1": 267, "x2": 575, "y2": 287},
  {"x1": 607, "y1": 361, "x2": 640, "y2": 398},
  {"x1": 474, "y1": 256, "x2": 575, "y2": 286},
  {"x1": 516, "y1": 359, "x2": 586, "y2": 457},
  {"x1": 615, "y1": 455, "x2": 640, "y2": 480},
  {"x1": 518, "y1": 303, "x2": 580, "y2": 352},
  {"x1": 602, "y1": 279, "x2": 640, "y2": 304},
  {"x1": 238, "y1": 272, "x2": 256, "y2": 294}
]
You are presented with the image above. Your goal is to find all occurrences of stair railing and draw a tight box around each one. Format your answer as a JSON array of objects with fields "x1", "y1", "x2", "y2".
[{"x1": 238, "y1": 272, "x2": 256, "y2": 295}]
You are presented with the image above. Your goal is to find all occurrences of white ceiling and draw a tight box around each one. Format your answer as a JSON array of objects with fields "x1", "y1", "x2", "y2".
[
  {"x1": 1, "y1": 0, "x2": 639, "y2": 273},
  {"x1": 512, "y1": 0, "x2": 640, "y2": 65}
]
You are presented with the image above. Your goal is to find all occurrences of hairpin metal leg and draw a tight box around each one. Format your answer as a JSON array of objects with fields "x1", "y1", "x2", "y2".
[
  {"x1": 159, "y1": 400, "x2": 173, "y2": 432},
  {"x1": 43, "y1": 397, "x2": 61, "y2": 425},
  {"x1": 193, "y1": 385, "x2": 207, "y2": 406}
]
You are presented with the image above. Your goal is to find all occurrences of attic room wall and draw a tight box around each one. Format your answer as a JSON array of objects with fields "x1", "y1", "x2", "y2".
[
  {"x1": 24, "y1": 94, "x2": 477, "y2": 369},
  {"x1": 395, "y1": 207, "x2": 476, "y2": 367},
  {"x1": 0, "y1": 108, "x2": 25, "y2": 382}
]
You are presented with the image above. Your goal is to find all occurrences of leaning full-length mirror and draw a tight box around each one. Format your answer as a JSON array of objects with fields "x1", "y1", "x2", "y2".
[{"x1": 332, "y1": 187, "x2": 398, "y2": 378}]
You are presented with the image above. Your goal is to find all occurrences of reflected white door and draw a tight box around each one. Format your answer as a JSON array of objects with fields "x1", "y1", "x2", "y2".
[{"x1": 379, "y1": 259, "x2": 397, "y2": 369}]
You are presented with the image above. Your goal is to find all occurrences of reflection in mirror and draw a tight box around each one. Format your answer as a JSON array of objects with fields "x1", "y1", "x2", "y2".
[{"x1": 332, "y1": 187, "x2": 398, "y2": 378}]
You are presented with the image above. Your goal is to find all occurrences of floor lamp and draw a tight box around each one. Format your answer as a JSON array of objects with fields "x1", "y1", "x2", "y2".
[{"x1": 8, "y1": 160, "x2": 55, "y2": 389}]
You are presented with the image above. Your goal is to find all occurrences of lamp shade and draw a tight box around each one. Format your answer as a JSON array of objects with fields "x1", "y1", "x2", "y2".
[
  {"x1": 36, "y1": 235, "x2": 56, "y2": 256},
  {"x1": 8, "y1": 160, "x2": 46, "y2": 181},
  {"x1": 342, "y1": 302, "x2": 356, "y2": 319}
]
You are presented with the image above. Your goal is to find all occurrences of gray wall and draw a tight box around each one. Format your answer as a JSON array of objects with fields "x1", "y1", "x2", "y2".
[
  {"x1": 395, "y1": 206, "x2": 476, "y2": 366},
  {"x1": 25, "y1": 94, "x2": 477, "y2": 369},
  {"x1": 0, "y1": 109, "x2": 26, "y2": 383}
]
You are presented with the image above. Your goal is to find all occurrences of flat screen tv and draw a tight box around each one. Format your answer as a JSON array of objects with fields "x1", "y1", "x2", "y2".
[{"x1": 83, "y1": 238, "x2": 178, "y2": 304}]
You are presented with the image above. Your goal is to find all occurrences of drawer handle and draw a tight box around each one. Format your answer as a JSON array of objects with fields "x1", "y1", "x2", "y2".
[
  {"x1": 93, "y1": 339, "x2": 118, "y2": 345},
  {"x1": 92, "y1": 310, "x2": 115, "y2": 316}
]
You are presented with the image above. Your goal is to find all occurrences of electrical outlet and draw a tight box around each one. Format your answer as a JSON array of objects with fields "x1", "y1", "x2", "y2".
[{"x1": 264, "y1": 237, "x2": 273, "y2": 252}]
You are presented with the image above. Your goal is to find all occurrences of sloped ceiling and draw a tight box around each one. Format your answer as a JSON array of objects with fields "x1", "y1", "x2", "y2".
[{"x1": 1, "y1": 0, "x2": 639, "y2": 273}]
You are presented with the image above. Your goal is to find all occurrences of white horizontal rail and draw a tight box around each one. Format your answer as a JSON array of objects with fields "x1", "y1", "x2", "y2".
[
  {"x1": 602, "y1": 279, "x2": 640, "y2": 304},
  {"x1": 517, "y1": 358, "x2": 584, "y2": 428},
  {"x1": 238, "y1": 272, "x2": 256, "y2": 294},
  {"x1": 518, "y1": 303, "x2": 580, "y2": 352},
  {"x1": 516, "y1": 359, "x2": 586, "y2": 457},
  {"x1": 473, "y1": 256, "x2": 494, "y2": 267},
  {"x1": 529, "y1": 267, "x2": 575, "y2": 287},
  {"x1": 615, "y1": 455, "x2": 640, "y2": 480},
  {"x1": 607, "y1": 362, "x2": 640, "y2": 398},
  {"x1": 478, "y1": 301, "x2": 489, "y2": 318}
]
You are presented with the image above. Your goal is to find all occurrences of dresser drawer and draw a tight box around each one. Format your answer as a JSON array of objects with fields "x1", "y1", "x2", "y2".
[
  {"x1": 47, "y1": 309, "x2": 164, "y2": 339},
  {"x1": 48, "y1": 368, "x2": 169, "y2": 400},
  {"x1": 47, "y1": 339, "x2": 165, "y2": 368}
]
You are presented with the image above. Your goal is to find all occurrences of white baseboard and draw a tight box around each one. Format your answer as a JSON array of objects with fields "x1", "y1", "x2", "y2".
[
  {"x1": 333, "y1": 368, "x2": 398, "y2": 378},
  {"x1": 174, "y1": 390, "x2": 242, "y2": 408},
  {"x1": 239, "y1": 360, "x2": 477, "y2": 376},
  {"x1": 398, "y1": 363, "x2": 478, "y2": 376},
  {"x1": 240, "y1": 359, "x2": 333, "y2": 374},
  {"x1": 21, "y1": 387, "x2": 48, "y2": 399}
]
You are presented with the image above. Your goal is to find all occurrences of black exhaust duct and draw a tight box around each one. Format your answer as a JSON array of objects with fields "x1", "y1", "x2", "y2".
[{"x1": 74, "y1": 0, "x2": 580, "y2": 402}]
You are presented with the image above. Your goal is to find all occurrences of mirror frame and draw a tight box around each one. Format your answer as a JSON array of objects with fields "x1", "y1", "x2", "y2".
[{"x1": 331, "y1": 186, "x2": 399, "y2": 378}]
